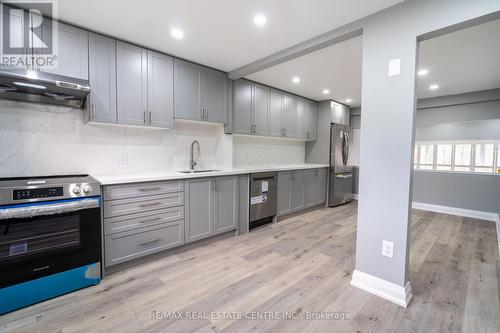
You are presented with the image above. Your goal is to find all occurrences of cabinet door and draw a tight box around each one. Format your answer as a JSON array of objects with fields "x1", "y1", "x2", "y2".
[
  {"x1": 116, "y1": 41, "x2": 147, "y2": 126},
  {"x1": 277, "y1": 172, "x2": 293, "y2": 216},
  {"x1": 316, "y1": 168, "x2": 327, "y2": 205},
  {"x1": 203, "y1": 68, "x2": 228, "y2": 124},
  {"x1": 38, "y1": 21, "x2": 89, "y2": 80},
  {"x1": 304, "y1": 170, "x2": 316, "y2": 208},
  {"x1": 174, "y1": 59, "x2": 203, "y2": 121},
  {"x1": 253, "y1": 84, "x2": 270, "y2": 136},
  {"x1": 331, "y1": 101, "x2": 350, "y2": 125},
  {"x1": 88, "y1": 33, "x2": 116, "y2": 123},
  {"x1": 282, "y1": 93, "x2": 296, "y2": 138},
  {"x1": 233, "y1": 80, "x2": 253, "y2": 134},
  {"x1": 148, "y1": 51, "x2": 174, "y2": 128},
  {"x1": 269, "y1": 89, "x2": 283, "y2": 137},
  {"x1": 295, "y1": 98, "x2": 307, "y2": 139},
  {"x1": 185, "y1": 178, "x2": 215, "y2": 243},
  {"x1": 214, "y1": 176, "x2": 238, "y2": 233},
  {"x1": 307, "y1": 101, "x2": 318, "y2": 141},
  {"x1": 292, "y1": 170, "x2": 305, "y2": 212}
]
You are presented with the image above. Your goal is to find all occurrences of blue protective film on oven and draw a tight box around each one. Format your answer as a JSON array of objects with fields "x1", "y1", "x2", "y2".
[{"x1": 0, "y1": 262, "x2": 101, "y2": 315}]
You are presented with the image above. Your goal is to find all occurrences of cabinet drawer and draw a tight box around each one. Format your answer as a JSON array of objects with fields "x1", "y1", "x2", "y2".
[
  {"x1": 104, "y1": 193, "x2": 184, "y2": 218},
  {"x1": 104, "y1": 180, "x2": 183, "y2": 201},
  {"x1": 104, "y1": 206, "x2": 184, "y2": 235},
  {"x1": 105, "y1": 221, "x2": 184, "y2": 266}
]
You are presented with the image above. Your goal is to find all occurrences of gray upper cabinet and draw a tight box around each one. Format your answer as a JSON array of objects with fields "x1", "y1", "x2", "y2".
[
  {"x1": 277, "y1": 171, "x2": 293, "y2": 216},
  {"x1": 295, "y1": 98, "x2": 307, "y2": 139},
  {"x1": 148, "y1": 51, "x2": 174, "y2": 128},
  {"x1": 291, "y1": 170, "x2": 305, "y2": 212},
  {"x1": 88, "y1": 33, "x2": 117, "y2": 123},
  {"x1": 174, "y1": 59, "x2": 228, "y2": 124},
  {"x1": 185, "y1": 178, "x2": 215, "y2": 243},
  {"x1": 282, "y1": 93, "x2": 296, "y2": 138},
  {"x1": 233, "y1": 80, "x2": 253, "y2": 135},
  {"x1": 214, "y1": 176, "x2": 238, "y2": 233},
  {"x1": 204, "y1": 67, "x2": 228, "y2": 124},
  {"x1": 38, "y1": 21, "x2": 89, "y2": 79},
  {"x1": 306, "y1": 100, "x2": 318, "y2": 141},
  {"x1": 116, "y1": 41, "x2": 148, "y2": 126},
  {"x1": 330, "y1": 101, "x2": 350, "y2": 125},
  {"x1": 253, "y1": 84, "x2": 270, "y2": 136},
  {"x1": 269, "y1": 89, "x2": 283, "y2": 137},
  {"x1": 174, "y1": 59, "x2": 202, "y2": 121}
]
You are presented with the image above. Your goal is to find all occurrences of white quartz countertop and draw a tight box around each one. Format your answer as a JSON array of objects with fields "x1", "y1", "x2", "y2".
[{"x1": 93, "y1": 164, "x2": 330, "y2": 185}]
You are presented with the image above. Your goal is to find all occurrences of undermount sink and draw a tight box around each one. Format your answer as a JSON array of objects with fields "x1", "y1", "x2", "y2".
[{"x1": 178, "y1": 169, "x2": 219, "y2": 174}]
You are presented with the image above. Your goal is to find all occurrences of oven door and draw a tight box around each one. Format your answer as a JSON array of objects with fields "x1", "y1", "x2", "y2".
[{"x1": 0, "y1": 197, "x2": 101, "y2": 288}]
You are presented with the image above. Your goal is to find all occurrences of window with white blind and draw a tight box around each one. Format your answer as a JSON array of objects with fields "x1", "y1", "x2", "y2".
[{"x1": 413, "y1": 141, "x2": 500, "y2": 175}]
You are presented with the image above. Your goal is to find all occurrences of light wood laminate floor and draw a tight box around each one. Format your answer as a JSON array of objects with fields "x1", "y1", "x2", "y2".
[{"x1": 1, "y1": 202, "x2": 499, "y2": 333}]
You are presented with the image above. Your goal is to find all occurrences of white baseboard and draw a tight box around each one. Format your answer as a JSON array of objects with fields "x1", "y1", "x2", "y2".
[
  {"x1": 351, "y1": 269, "x2": 413, "y2": 308},
  {"x1": 351, "y1": 193, "x2": 359, "y2": 200},
  {"x1": 496, "y1": 214, "x2": 500, "y2": 258},
  {"x1": 412, "y1": 202, "x2": 498, "y2": 222}
]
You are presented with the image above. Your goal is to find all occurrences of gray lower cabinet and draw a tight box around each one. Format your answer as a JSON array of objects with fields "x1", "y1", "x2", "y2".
[
  {"x1": 214, "y1": 176, "x2": 238, "y2": 233},
  {"x1": 185, "y1": 178, "x2": 215, "y2": 242},
  {"x1": 87, "y1": 33, "x2": 117, "y2": 123},
  {"x1": 291, "y1": 170, "x2": 305, "y2": 212},
  {"x1": 277, "y1": 171, "x2": 293, "y2": 216},
  {"x1": 278, "y1": 168, "x2": 327, "y2": 216},
  {"x1": 185, "y1": 176, "x2": 238, "y2": 243},
  {"x1": 174, "y1": 59, "x2": 228, "y2": 124},
  {"x1": 103, "y1": 180, "x2": 185, "y2": 267},
  {"x1": 116, "y1": 41, "x2": 148, "y2": 126},
  {"x1": 304, "y1": 168, "x2": 327, "y2": 207}
]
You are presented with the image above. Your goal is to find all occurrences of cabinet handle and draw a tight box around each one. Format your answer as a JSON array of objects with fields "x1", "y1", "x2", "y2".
[
  {"x1": 138, "y1": 187, "x2": 162, "y2": 192},
  {"x1": 138, "y1": 202, "x2": 162, "y2": 208},
  {"x1": 144, "y1": 111, "x2": 147, "y2": 125},
  {"x1": 138, "y1": 217, "x2": 162, "y2": 224},
  {"x1": 213, "y1": 178, "x2": 218, "y2": 191},
  {"x1": 283, "y1": 128, "x2": 286, "y2": 136},
  {"x1": 200, "y1": 107, "x2": 204, "y2": 119},
  {"x1": 149, "y1": 111, "x2": 152, "y2": 125},
  {"x1": 205, "y1": 107, "x2": 208, "y2": 120},
  {"x1": 91, "y1": 102, "x2": 95, "y2": 119},
  {"x1": 137, "y1": 238, "x2": 161, "y2": 246}
]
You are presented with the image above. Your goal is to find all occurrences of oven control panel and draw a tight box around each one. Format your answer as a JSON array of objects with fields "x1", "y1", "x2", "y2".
[{"x1": 13, "y1": 187, "x2": 64, "y2": 200}]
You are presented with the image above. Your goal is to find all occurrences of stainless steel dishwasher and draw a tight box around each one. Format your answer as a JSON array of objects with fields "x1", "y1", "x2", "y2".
[{"x1": 249, "y1": 172, "x2": 278, "y2": 229}]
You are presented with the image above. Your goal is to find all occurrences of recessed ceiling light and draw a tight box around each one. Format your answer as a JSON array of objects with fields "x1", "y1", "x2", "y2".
[
  {"x1": 346, "y1": 98, "x2": 352, "y2": 103},
  {"x1": 417, "y1": 69, "x2": 429, "y2": 76},
  {"x1": 253, "y1": 14, "x2": 267, "y2": 27},
  {"x1": 170, "y1": 28, "x2": 184, "y2": 40},
  {"x1": 322, "y1": 89, "x2": 330, "y2": 94},
  {"x1": 292, "y1": 76, "x2": 300, "y2": 84},
  {"x1": 429, "y1": 84, "x2": 439, "y2": 90}
]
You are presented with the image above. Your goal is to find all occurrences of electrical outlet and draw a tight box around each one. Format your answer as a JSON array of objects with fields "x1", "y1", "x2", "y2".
[
  {"x1": 119, "y1": 152, "x2": 128, "y2": 165},
  {"x1": 382, "y1": 240, "x2": 394, "y2": 258}
]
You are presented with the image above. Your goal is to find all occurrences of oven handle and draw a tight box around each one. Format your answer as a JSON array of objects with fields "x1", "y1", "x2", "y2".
[{"x1": 0, "y1": 198, "x2": 100, "y2": 220}]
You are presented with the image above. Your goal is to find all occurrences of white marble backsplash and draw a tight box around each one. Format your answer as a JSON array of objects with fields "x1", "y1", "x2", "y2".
[
  {"x1": 0, "y1": 100, "x2": 232, "y2": 177},
  {"x1": 232, "y1": 135, "x2": 305, "y2": 168}
]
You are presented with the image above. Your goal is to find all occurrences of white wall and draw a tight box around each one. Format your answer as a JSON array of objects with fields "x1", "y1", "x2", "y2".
[
  {"x1": 232, "y1": 135, "x2": 305, "y2": 168},
  {"x1": 0, "y1": 100, "x2": 232, "y2": 177}
]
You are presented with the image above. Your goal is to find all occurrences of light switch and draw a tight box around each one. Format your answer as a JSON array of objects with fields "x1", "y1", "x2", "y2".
[{"x1": 388, "y1": 58, "x2": 401, "y2": 77}]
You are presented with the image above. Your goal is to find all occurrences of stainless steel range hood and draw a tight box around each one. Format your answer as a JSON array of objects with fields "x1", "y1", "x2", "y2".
[{"x1": 0, "y1": 69, "x2": 90, "y2": 108}]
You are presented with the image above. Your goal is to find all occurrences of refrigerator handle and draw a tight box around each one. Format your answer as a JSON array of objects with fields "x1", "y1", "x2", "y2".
[{"x1": 345, "y1": 131, "x2": 350, "y2": 165}]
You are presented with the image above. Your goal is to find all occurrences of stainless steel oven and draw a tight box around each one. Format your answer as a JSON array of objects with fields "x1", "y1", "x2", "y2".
[{"x1": 0, "y1": 175, "x2": 102, "y2": 314}]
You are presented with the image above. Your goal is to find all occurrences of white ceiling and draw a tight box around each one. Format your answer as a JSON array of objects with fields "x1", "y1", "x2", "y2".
[
  {"x1": 417, "y1": 18, "x2": 500, "y2": 99},
  {"x1": 56, "y1": 0, "x2": 402, "y2": 72},
  {"x1": 246, "y1": 36, "x2": 363, "y2": 106}
]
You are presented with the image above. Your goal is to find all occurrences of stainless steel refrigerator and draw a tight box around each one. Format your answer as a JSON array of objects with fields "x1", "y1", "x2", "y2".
[{"x1": 329, "y1": 123, "x2": 352, "y2": 206}]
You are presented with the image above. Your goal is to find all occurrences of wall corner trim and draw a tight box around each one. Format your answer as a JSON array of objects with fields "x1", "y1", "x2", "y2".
[
  {"x1": 412, "y1": 202, "x2": 498, "y2": 222},
  {"x1": 350, "y1": 269, "x2": 413, "y2": 308}
]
